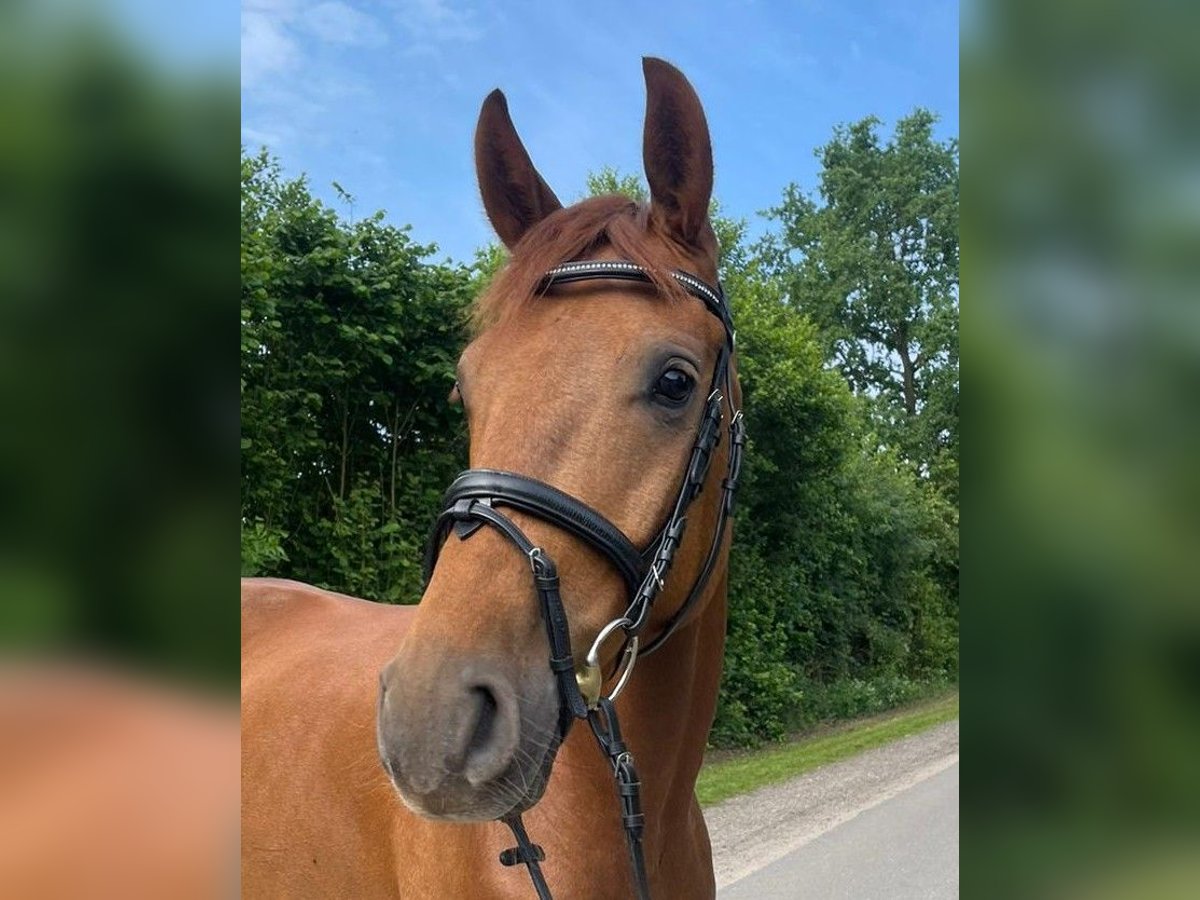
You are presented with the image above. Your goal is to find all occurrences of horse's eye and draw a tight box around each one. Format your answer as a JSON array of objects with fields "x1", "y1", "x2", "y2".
[{"x1": 653, "y1": 368, "x2": 695, "y2": 406}]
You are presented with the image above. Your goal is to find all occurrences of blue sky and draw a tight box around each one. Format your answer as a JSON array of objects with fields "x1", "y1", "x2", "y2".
[{"x1": 242, "y1": 0, "x2": 958, "y2": 264}]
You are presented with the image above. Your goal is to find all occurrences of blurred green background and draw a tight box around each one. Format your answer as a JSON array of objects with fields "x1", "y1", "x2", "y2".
[
  {"x1": 964, "y1": 0, "x2": 1200, "y2": 895},
  {"x1": 0, "y1": 2, "x2": 238, "y2": 686}
]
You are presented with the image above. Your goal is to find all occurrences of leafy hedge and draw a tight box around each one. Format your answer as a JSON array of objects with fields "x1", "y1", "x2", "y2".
[{"x1": 241, "y1": 151, "x2": 471, "y2": 601}]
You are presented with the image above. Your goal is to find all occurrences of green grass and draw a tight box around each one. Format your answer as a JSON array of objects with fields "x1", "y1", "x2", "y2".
[{"x1": 696, "y1": 691, "x2": 959, "y2": 807}]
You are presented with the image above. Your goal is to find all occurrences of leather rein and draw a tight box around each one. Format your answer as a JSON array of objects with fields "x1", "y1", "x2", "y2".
[{"x1": 424, "y1": 259, "x2": 745, "y2": 899}]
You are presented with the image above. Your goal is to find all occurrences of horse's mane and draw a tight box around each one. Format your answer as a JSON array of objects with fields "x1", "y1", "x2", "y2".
[{"x1": 471, "y1": 194, "x2": 691, "y2": 334}]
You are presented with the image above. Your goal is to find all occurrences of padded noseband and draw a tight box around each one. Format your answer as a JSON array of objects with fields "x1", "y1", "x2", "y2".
[{"x1": 427, "y1": 469, "x2": 644, "y2": 592}]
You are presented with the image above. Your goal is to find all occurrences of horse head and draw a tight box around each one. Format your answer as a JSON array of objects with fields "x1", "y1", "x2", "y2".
[{"x1": 377, "y1": 58, "x2": 735, "y2": 825}]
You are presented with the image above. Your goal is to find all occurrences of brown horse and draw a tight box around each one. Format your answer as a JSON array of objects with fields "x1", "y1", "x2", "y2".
[{"x1": 242, "y1": 57, "x2": 740, "y2": 899}]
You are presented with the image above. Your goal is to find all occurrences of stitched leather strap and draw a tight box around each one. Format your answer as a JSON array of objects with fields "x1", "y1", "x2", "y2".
[
  {"x1": 428, "y1": 499, "x2": 589, "y2": 731},
  {"x1": 640, "y1": 402, "x2": 744, "y2": 655},
  {"x1": 588, "y1": 699, "x2": 650, "y2": 900},
  {"x1": 539, "y1": 260, "x2": 734, "y2": 345},
  {"x1": 500, "y1": 815, "x2": 552, "y2": 900},
  {"x1": 435, "y1": 469, "x2": 644, "y2": 592},
  {"x1": 622, "y1": 346, "x2": 729, "y2": 638}
]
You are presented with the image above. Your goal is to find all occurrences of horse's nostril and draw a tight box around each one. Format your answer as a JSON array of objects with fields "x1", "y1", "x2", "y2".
[
  {"x1": 460, "y1": 678, "x2": 517, "y2": 786},
  {"x1": 467, "y1": 686, "x2": 498, "y2": 759}
]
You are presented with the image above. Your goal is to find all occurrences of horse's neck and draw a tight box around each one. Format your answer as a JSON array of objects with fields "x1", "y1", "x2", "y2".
[{"x1": 555, "y1": 571, "x2": 728, "y2": 846}]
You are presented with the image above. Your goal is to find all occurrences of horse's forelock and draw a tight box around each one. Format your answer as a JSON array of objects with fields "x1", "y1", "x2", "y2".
[{"x1": 470, "y1": 195, "x2": 692, "y2": 335}]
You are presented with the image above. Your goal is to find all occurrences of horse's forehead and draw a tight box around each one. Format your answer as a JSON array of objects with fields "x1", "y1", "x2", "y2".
[{"x1": 468, "y1": 288, "x2": 719, "y2": 369}]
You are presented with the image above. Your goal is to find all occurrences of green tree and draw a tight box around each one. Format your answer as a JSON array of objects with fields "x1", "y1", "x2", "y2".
[
  {"x1": 241, "y1": 150, "x2": 474, "y2": 601},
  {"x1": 714, "y1": 260, "x2": 856, "y2": 743},
  {"x1": 584, "y1": 166, "x2": 648, "y2": 203},
  {"x1": 765, "y1": 110, "x2": 959, "y2": 496}
]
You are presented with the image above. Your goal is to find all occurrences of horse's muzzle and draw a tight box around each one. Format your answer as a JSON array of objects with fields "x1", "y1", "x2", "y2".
[{"x1": 376, "y1": 654, "x2": 557, "y2": 821}]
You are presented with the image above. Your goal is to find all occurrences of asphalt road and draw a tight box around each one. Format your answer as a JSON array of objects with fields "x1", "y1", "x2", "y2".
[
  {"x1": 708, "y1": 720, "x2": 959, "y2": 899},
  {"x1": 718, "y1": 761, "x2": 958, "y2": 898}
]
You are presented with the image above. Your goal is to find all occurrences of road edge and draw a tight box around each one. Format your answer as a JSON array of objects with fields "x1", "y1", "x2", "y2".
[
  {"x1": 698, "y1": 691, "x2": 960, "y2": 807},
  {"x1": 705, "y1": 718, "x2": 960, "y2": 889}
]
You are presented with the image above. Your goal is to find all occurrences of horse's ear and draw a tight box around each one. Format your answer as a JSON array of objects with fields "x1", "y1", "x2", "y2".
[
  {"x1": 475, "y1": 89, "x2": 562, "y2": 250},
  {"x1": 642, "y1": 57, "x2": 714, "y2": 249}
]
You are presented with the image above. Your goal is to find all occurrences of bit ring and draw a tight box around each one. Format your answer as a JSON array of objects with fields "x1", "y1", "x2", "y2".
[{"x1": 576, "y1": 617, "x2": 640, "y2": 708}]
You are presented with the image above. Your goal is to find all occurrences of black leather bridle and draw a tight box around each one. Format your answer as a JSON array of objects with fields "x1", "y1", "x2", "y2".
[{"x1": 423, "y1": 259, "x2": 745, "y2": 900}]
